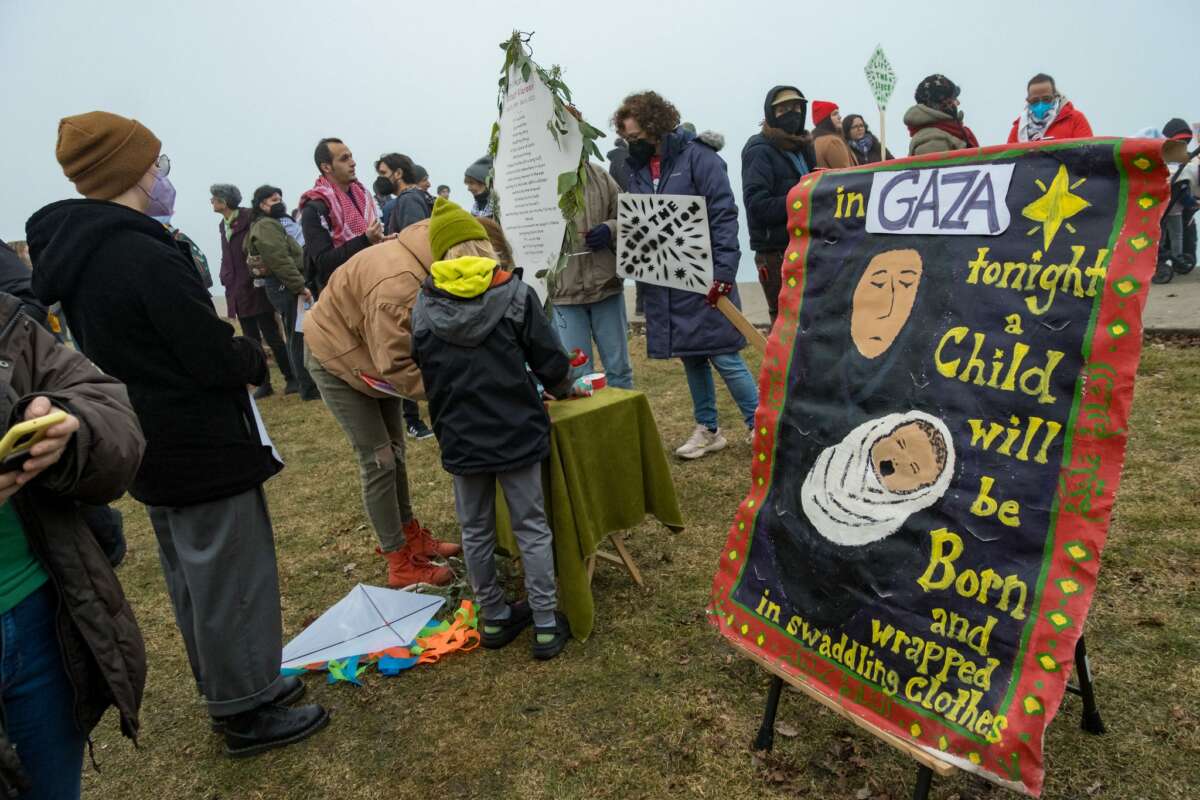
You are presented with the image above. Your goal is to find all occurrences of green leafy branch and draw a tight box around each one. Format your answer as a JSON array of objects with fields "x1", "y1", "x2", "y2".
[{"x1": 488, "y1": 31, "x2": 606, "y2": 306}]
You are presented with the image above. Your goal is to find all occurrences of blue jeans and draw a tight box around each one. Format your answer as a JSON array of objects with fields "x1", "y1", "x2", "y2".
[
  {"x1": 681, "y1": 353, "x2": 759, "y2": 431},
  {"x1": 1, "y1": 584, "x2": 86, "y2": 800},
  {"x1": 553, "y1": 293, "x2": 634, "y2": 389}
]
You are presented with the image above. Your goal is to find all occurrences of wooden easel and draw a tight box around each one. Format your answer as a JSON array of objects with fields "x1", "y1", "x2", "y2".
[
  {"x1": 586, "y1": 532, "x2": 644, "y2": 587},
  {"x1": 748, "y1": 634, "x2": 1105, "y2": 799}
]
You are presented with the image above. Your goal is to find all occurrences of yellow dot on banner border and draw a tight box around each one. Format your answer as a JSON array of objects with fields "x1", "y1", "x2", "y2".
[
  {"x1": 1023, "y1": 696, "x2": 1044, "y2": 715},
  {"x1": 787, "y1": 276, "x2": 797, "y2": 287},
  {"x1": 909, "y1": 723, "x2": 921, "y2": 737},
  {"x1": 793, "y1": 227, "x2": 802, "y2": 236},
  {"x1": 738, "y1": 522, "x2": 745, "y2": 531},
  {"x1": 728, "y1": 550, "x2": 738, "y2": 561},
  {"x1": 1067, "y1": 544, "x2": 1087, "y2": 560},
  {"x1": 792, "y1": 200, "x2": 802, "y2": 210},
  {"x1": 788, "y1": 252, "x2": 799, "y2": 262},
  {"x1": 758, "y1": 453, "x2": 766, "y2": 462},
  {"x1": 1038, "y1": 654, "x2": 1057, "y2": 671},
  {"x1": 938, "y1": 736, "x2": 949, "y2": 750},
  {"x1": 748, "y1": 500, "x2": 755, "y2": 508},
  {"x1": 726, "y1": 614, "x2": 734, "y2": 625},
  {"x1": 968, "y1": 752, "x2": 982, "y2": 765},
  {"x1": 760, "y1": 427, "x2": 768, "y2": 435},
  {"x1": 740, "y1": 624, "x2": 749, "y2": 635},
  {"x1": 756, "y1": 634, "x2": 765, "y2": 646}
]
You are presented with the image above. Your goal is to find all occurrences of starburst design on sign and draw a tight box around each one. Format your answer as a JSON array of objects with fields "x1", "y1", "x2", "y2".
[{"x1": 1022, "y1": 165, "x2": 1090, "y2": 250}]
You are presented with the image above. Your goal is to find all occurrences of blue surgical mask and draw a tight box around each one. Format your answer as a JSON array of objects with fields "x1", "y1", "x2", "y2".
[{"x1": 1030, "y1": 100, "x2": 1054, "y2": 121}]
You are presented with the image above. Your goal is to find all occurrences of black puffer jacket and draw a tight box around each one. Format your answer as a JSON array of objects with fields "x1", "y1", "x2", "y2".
[
  {"x1": 741, "y1": 85, "x2": 817, "y2": 252},
  {"x1": 0, "y1": 293, "x2": 146, "y2": 790},
  {"x1": 412, "y1": 264, "x2": 572, "y2": 476},
  {"x1": 25, "y1": 200, "x2": 278, "y2": 507}
]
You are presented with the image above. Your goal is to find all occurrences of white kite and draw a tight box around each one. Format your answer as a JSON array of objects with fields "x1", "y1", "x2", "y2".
[{"x1": 281, "y1": 584, "x2": 444, "y2": 671}]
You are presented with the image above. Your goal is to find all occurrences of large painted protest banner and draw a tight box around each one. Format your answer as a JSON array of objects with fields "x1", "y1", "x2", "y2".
[{"x1": 708, "y1": 139, "x2": 1169, "y2": 795}]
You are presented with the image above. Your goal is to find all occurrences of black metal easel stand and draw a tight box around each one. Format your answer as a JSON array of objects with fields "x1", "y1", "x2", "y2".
[{"x1": 752, "y1": 635, "x2": 1104, "y2": 800}]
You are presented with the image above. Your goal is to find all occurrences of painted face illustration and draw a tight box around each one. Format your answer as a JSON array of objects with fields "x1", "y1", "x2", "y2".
[
  {"x1": 870, "y1": 421, "x2": 947, "y2": 494},
  {"x1": 850, "y1": 248, "x2": 923, "y2": 358}
]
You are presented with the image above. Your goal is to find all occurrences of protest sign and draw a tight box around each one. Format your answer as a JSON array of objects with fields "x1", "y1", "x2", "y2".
[
  {"x1": 493, "y1": 63, "x2": 584, "y2": 301},
  {"x1": 709, "y1": 139, "x2": 1169, "y2": 795},
  {"x1": 864, "y1": 45, "x2": 897, "y2": 156},
  {"x1": 616, "y1": 193, "x2": 713, "y2": 293}
]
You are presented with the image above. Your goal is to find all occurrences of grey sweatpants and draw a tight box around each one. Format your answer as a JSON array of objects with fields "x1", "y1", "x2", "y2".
[
  {"x1": 452, "y1": 462, "x2": 557, "y2": 626},
  {"x1": 147, "y1": 486, "x2": 287, "y2": 717}
]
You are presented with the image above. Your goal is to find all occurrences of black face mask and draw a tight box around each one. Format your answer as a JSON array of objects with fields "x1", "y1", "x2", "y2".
[
  {"x1": 775, "y1": 111, "x2": 805, "y2": 135},
  {"x1": 626, "y1": 138, "x2": 656, "y2": 167},
  {"x1": 472, "y1": 189, "x2": 490, "y2": 205},
  {"x1": 269, "y1": 202, "x2": 288, "y2": 219}
]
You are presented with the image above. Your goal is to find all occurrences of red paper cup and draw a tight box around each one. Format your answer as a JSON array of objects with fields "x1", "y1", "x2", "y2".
[{"x1": 584, "y1": 372, "x2": 607, "y2": 390}]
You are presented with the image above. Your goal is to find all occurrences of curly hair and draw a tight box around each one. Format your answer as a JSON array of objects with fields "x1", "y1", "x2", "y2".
[
  {"x1": 209, "y1": 183, "x2": 242, "y2": 208},
  {"x1": 611, "y1": 91, "x2": 680, "y2": 140}
]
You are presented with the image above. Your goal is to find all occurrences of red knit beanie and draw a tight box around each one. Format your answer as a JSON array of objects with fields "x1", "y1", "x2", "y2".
[{"x1": 811, "y1": 101, "x2": 838, "y2": 126}]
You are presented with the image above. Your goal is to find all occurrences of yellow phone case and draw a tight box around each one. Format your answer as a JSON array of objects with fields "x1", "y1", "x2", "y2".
[{"x1": 0, "y1": 411, "x2": 69, "y2": 463}]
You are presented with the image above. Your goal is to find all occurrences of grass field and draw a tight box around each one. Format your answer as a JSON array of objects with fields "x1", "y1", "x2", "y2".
[{"x1": 81, "y1": 338, "x2": 1199, "y2": 800}]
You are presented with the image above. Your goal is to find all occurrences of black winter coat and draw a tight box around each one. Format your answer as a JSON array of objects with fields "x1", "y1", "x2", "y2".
[
  {"x1": 300, "y1": 199, "x2": 371, "y2": 293},
  {"x1": 741, "y1": 133, "x2": 814, "y2": 252},
  {"x1": 384, "y1": 188, "x2": 433, "y2": 236},
  {"x1": 25, "y1": 200, "x2": 280, "y2": 507},
  {"x1": 412, "y1": 270, "x2": 572, "y2": 476}
]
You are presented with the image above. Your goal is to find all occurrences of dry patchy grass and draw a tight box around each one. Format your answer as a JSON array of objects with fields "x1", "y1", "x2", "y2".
[{"x1": 81, "y1": 339, "x2": 1199, "y2": 800}]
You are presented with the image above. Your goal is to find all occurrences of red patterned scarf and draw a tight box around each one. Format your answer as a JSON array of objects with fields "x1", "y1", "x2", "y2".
[
  {"x1": 298, "y1": 175, "x2": 377, "y2": 246},
  {"x1": 907, "y1": 119, "x2": 980, "y2": 149}
]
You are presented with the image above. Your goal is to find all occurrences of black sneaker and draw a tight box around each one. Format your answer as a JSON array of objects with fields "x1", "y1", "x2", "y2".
[
  {"x1": 531, "y1": 612, "x2": 571, "y2": 661},
  {"x1": 481, "y1": 600, "x2": 532, "y2": 649},
  {"x1": 406, "y1": 421, "x2": 435, "y2": 440},
  {"x1": 221, "y1": 702, "x2": 329, "y2": 758},
  {"x1": 212, "y1": 676, "x2": 306, "y2": 733},
  {"x1": 253, "y1": 383, "x2": 274, "y2": 399}
]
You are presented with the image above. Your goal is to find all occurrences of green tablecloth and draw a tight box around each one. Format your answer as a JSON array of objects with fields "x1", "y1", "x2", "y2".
[{"x1": 495, "y1": 388, "x2": 683, "y2": 641}]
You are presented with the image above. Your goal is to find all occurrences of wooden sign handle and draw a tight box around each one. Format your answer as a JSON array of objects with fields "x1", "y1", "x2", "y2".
[{"x1": 716, "y1": 295, "x2": 768, "y2": 354}]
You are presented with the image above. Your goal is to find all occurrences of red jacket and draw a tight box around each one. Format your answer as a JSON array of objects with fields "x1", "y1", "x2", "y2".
[{"x1": 1007, "y1": 101, "x2": 1093, "y2": 143}]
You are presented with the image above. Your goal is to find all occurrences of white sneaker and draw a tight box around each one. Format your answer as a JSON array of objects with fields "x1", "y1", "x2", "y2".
[{"x1": 675, "y1": 425, "x2": 727, "y2": 460}]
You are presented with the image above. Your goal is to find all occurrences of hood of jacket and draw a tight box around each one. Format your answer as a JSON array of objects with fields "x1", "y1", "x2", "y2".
[
  {"x1": 903, "y1": 103, "x2": 958, "y2": 127},
  {"x1": 418, "y1": 268, "x2": 520, "y2": 348},
  {"x1": 25, "y1": 199, "x2": 174, "y2": 306},
  {"x1": 763, "y1": 84, "x2": 807, "y2": 130}
]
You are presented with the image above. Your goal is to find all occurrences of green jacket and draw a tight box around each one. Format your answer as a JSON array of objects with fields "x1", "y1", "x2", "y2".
[
  {"x1": 551, "y1": 162, "x2": 622, "y2": 306},
  {"x1": 244, "y1": 216, "x2": 305, "y2": 294},
  {"x1": 903, "y1": 104, "x2": 969, "y2": 157}
]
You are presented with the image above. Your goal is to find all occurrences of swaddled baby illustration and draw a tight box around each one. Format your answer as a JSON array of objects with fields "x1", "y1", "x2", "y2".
[{"x1": 801, "y1": 410, "x2": 955, "y2": 547}]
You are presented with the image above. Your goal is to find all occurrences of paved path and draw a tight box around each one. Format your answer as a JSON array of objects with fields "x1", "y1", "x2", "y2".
[
  {"x1": 213, "y1": 274, "x2": 1198, "y2": 333},
  {"x1": 623, "y1": 272, "x2": 1199, "y2": 334}
]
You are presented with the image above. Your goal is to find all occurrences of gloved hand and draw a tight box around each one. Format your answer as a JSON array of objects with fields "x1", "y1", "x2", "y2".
[
  {"x1": 569, "y1": 376, "x2": 594, "y2": 398},
  {"x1": 568, "y1": 348, "x2": 589, "y2": 368},
  {"x1": 706, "y1": 280, "x2": 733, "y2": 308},
  {"x1": 584, "y1": 224, "x2": 613, "y2": 252}
]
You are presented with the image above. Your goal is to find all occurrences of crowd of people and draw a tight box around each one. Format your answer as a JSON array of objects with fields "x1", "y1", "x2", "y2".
[{"x1": 0, "y1": 67, "x2": 1193, "y2": 798}]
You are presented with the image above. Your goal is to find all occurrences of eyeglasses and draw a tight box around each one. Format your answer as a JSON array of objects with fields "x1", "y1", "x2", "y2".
[
  {"x1": 849, "y1": 123, "x2": 866, "y2": 130},
  {"x1": 155, "y1": 154, "x2": 171, "y2": 177},
  {"x1": 1026, "y1": 94, "x2": 1055, "y2": 105}
]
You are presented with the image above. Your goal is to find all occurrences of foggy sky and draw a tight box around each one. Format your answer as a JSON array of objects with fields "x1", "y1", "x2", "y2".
[{"x1": 3, "y1": 0, "x2": 1196, "y2": 285}]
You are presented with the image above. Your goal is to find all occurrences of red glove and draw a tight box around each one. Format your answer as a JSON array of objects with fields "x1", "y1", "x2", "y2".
[
  {"x1": 568, "y1": 348, "x2": 589, "y2": 368},
  {"x1": 706, "y1": 280, "x2": 733, "y2": 308}
]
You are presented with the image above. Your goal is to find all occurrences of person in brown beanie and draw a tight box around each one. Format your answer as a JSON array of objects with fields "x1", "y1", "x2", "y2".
[{"x1": 24, "y1": 110, "x2": 330, "y2": 758}]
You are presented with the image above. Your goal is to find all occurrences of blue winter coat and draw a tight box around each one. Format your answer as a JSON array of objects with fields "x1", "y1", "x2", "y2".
[{"x1": 626, "y1": 127, "x2": 746, "y2": 359}]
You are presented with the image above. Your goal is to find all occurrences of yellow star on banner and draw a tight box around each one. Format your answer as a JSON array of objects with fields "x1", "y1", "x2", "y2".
[{"x1": 1022, "y1": 165, "x2": 1090, "y2": 250}]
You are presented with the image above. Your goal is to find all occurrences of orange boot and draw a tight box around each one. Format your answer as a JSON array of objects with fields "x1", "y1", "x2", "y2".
[
  {"x1": 403, "y1": 518, "x2": 463, "y2": 558},
  {"x1": 378, "y1": 546, "x2": 453, "y2": 588}
]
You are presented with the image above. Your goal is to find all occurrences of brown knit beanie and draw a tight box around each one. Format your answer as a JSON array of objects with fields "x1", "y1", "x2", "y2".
[{"x1": 56, "y1": 111, "x2": 161, "y2": 199}]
